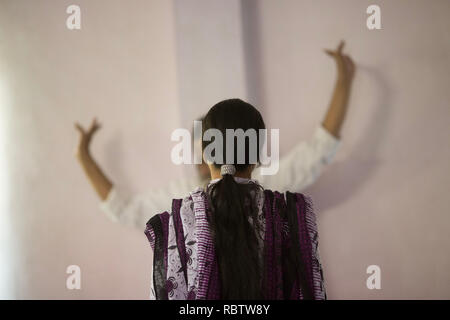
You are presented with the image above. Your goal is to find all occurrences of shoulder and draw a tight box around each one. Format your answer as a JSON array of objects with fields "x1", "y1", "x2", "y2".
[
  {"x1": 263, "y1": 190, "x2": 315, "y2": 221},
  {"x1": 150, "y1": 187, "x2": 207, "y2": 223}
]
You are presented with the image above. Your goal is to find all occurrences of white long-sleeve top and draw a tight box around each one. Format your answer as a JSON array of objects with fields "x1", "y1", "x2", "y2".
[{"x1": 99, "y1": 124, "x2": 340, "y2": 229}]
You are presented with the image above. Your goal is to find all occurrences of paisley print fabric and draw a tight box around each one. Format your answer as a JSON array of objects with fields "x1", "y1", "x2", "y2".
[{"x1": 144, "y1": 185, "x2": 326, "y2": 300}]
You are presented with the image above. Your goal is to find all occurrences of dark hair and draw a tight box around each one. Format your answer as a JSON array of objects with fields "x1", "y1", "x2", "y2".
[{"x1": 202, "y1": 98, "x2": 266, "y2": 299}]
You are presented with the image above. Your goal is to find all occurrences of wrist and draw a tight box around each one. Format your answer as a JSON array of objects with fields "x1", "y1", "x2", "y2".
[
  {"x1": 76, "y1": 147, "x2": 91, "y2": 160},
  {"x1": 336, "y1": 75, "x2": 352, "y2": 87}
]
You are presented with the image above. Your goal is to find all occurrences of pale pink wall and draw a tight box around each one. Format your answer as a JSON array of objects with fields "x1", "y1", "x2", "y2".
[
  {"x1": 1, "y1": 0, "x2": 449, "y2": 299},
  {"x1": 174, "y1": 0, "x2": 248, "y2": 128},
  {"x1": 0, "y1": 0, "x2": 182, "y2": 299},
  {"x1": 249, "y1": 0, "x2": 450, "y2": 299}
]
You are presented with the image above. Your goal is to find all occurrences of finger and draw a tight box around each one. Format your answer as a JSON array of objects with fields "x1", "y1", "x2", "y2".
[
  {"x1": 89, "y1": 118, "x2": 96, "y2": 130},
  {"x1": 337, "y1": 40, "x2": 345, "y2": 54},
  {"x1": 94, "y1": 117, "x2": 102, "y2": 129},
  {"x1": 324, "y1": 49, "x2": 335, "y2": 56},
  {"x1": 74, "y1": 123, "x2": 85, "y2": 134},
  {"x1": 88, "y1": 118, "x2": 100, "y2": 133},
  {"x1": 90, "y1": 121, "x2": 103, "y2": 138},
  {"x1": 91, "y1": 124, "x2": 101, "y2": 135},
  {"x1": 93, "y1": 118, "x2": 101, "y2": 132},
  {"x1": 325, "y1": 49, "x2": 344, "y2": 66}
]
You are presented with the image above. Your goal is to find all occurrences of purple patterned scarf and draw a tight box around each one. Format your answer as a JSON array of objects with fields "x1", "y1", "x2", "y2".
[{"x1": 144, "y1": 187, "x2": 326, "y2": 300}]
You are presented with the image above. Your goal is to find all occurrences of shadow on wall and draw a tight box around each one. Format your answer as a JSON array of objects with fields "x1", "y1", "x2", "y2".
[{"x1": 305, "y1": 65, "x2": 393, "y2": 214}]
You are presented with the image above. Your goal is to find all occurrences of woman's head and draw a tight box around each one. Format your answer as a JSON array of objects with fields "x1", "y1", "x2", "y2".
[
  {"x1": 202, "y1": 98, "x2": 266, "y2": 179},
  {"x1": 203, "y1": 98, "x2": 265, "y2": 299}
]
